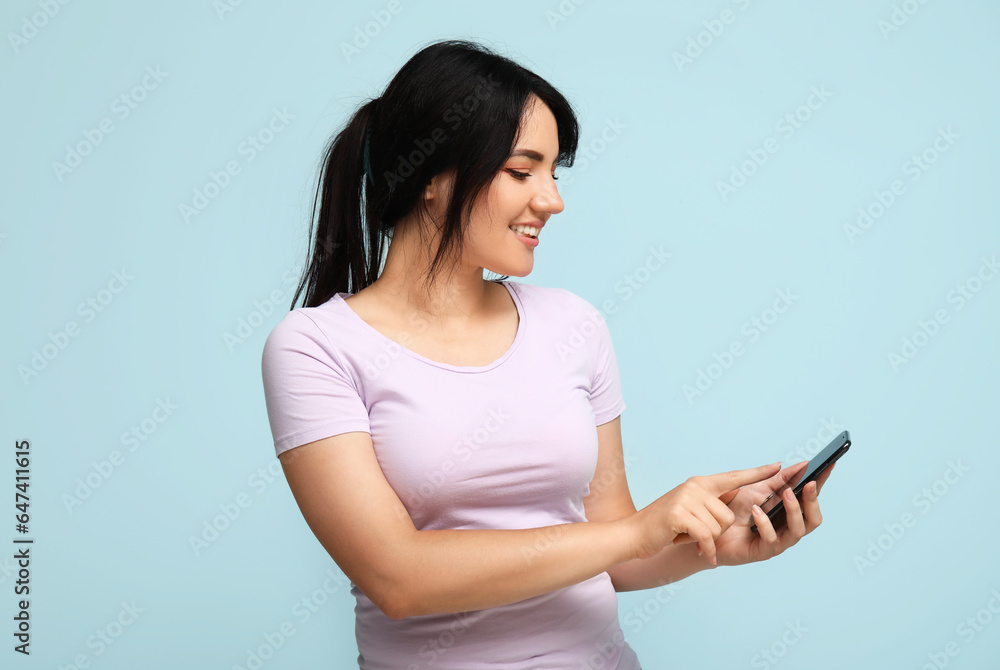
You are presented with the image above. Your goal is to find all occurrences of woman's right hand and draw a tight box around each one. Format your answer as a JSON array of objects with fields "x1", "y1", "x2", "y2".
[{"x1": 625, "y1": 462, "x2": 783, "y2": 565}]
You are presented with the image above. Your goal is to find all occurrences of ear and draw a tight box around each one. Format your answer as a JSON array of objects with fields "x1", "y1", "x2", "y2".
[
  {"x1": 422, "y1": 169, "x2": 455, "y2": 202},
  {"x1": 423, "y1": 172, "x2": 442, "y2": 201}
]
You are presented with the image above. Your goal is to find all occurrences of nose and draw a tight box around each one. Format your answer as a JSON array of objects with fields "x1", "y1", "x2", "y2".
[{"x1": 532, "y1": 173, "x2": 564, "y2": 216}]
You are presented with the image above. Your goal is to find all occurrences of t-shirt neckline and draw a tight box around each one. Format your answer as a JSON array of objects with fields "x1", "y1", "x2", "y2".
[{"x1": 333, "y1": 280, "x2": 525, "y2": 374}]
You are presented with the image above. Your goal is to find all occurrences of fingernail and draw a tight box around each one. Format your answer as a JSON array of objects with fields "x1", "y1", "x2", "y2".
[{"x1": 752, "y1": 504, "x2": 762, "y2": 515}]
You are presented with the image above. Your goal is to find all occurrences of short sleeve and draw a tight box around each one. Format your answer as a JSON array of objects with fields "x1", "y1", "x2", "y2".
[
  {"x1": 260, "y1": 310, "x2": 371, "y2": 457},
  {"x1": 586, "y1": 305, "x2": 627, "y2": 426}
]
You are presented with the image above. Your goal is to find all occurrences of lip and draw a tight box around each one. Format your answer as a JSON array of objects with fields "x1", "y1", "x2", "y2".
[{"x1": 510, "y1": 225, "x2": 540, "y2": 248}]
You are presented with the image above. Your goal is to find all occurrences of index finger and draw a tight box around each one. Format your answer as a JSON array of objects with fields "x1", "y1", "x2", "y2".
[{"x1": 702, "y1": 462, "x2": 783, "y2": 494}]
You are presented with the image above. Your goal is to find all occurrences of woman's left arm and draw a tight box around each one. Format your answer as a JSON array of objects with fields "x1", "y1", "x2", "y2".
[{"x1": 584, "y1": 417, "x2": 834, "y2": 592}]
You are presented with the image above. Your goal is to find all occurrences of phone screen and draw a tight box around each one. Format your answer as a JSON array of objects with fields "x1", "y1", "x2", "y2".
[{"x1": 753, "y1": 430, "x2": 850, "y2": 531}]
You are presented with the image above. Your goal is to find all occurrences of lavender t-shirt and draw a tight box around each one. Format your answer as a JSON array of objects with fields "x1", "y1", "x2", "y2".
[{"x1": 260, "y1": 280, "x2": 641, "y2": 670}]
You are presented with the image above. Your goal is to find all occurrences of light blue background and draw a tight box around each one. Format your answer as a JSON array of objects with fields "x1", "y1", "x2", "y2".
[{"x1": 3, "y1": 1, "x2": 998, "y2": 668}]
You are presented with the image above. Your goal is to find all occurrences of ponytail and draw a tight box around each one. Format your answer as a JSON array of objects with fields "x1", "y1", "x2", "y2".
[{"x1": 289, "y1": 97, "x2": 383, "y2": 309}]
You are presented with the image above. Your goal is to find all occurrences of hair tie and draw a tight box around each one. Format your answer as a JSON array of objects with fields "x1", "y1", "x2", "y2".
[{"x1": 362, "y1": 127, "x2": 374, "y2": 185}]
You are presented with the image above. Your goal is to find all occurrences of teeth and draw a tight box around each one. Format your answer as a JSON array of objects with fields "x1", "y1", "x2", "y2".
[{"x1": 509, "y1": 224, "x2": 539, "y2": 238}]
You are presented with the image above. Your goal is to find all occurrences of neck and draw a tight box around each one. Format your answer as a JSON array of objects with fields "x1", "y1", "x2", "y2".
[{"x1": 367, "y1": 216, "x2": 496, "y2": 327}]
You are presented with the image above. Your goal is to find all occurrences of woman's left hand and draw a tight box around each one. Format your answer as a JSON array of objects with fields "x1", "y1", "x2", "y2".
[{"x1": 709, "y1": 461, "x2": 836, "y2": 567}]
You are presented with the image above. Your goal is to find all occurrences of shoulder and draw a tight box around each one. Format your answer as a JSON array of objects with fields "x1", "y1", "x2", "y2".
[{"x1": 261, "y1": 299, "x2": 347, "y2": 371}]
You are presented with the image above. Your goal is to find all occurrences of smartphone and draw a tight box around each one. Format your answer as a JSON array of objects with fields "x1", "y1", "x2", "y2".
[{"x1": 750, "y1": 430, "x2": 851, "y2": 533}]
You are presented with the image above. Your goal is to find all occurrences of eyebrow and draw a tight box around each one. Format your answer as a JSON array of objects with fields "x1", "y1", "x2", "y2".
[{"x1": 509, "y1": 149, "x2": 557, "y2": 166}]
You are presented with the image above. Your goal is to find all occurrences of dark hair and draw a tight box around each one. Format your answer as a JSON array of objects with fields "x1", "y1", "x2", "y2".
[{"x1": 289, "y1": 39, "x2": 580, "y2": 309}]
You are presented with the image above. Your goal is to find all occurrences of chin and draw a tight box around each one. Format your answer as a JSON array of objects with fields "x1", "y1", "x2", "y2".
[{"x1": 487, "y1": 262, "x2": 533, "y2": 278}]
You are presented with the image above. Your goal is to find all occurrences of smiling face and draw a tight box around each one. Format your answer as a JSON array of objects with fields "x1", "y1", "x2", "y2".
[{"x1": 430, "y1": 94, "x2": 566, "y2": 278}]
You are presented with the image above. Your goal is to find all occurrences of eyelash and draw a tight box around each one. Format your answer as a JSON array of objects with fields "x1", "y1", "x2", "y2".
[{"x1": 505, "y1": 169, "x2": 559, "y2": 181}]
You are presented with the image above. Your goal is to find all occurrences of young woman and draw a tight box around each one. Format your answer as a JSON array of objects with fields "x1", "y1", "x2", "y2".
[{"x1": 261, "y1": 39, "x2": 834, "y2": 670}]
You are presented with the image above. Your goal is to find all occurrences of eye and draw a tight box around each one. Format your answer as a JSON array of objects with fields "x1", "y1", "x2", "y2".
[{"x1": 504, "y1": 168, "x2": 560, "y2": 181}]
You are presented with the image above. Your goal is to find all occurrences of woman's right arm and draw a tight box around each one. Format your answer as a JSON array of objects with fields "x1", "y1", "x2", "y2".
[{"x1": 278, "y1": 430, "x2": 781, "y2": 620}]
